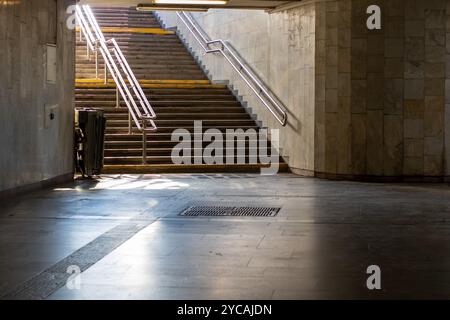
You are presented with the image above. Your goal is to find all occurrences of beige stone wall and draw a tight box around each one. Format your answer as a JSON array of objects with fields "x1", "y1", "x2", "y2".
[
  {"x1": 314, "y1": 0, "x2": 352, "y2": 175},
  {"x1": 315, "y1": 0, "x2": 450, "y2": 179},
  {"x1": 355, "y1": 0, "x2": 446, "y2": 178},
  {"x1": 446, "y1": 1, "x2": 450, "y2": 176},
  {"x1": 0, "y1": 0, "x2": 75, "y2": 192}
]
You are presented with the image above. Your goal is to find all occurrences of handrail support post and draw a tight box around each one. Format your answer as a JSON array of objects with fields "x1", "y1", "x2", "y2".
[
  {"x1": 128, "y1": 112, "x2": 132, "y2": 134},
  {"x1": 142, "y1": 122, "x2": 147, "y2": 165},
  {"x1": 116, "y1": 86, "x2": 120, "y2": 108},
  {"x1": 95, "y1": 50, "x2": 99, "y2": 79}
]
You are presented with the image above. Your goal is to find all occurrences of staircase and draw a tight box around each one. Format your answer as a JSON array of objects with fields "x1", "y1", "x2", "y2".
[{"x1": 75, "y1": 6, "x2": 288, "y2": 173}]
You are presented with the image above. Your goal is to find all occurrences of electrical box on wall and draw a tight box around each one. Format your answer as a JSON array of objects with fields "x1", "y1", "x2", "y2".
[
  {"x1": 46, "y1": 44, "x2": 57, "y2": 83},
  {"x1": 44, "y1": 104, "x2": 59, "y2": 129}
]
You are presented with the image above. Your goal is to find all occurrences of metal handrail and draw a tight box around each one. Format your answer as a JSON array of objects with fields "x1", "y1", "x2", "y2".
[
  {"x1": 83, "y1": 5, "x2": 157, "y2": 129},
  {"x1": 76, "y1": 5, "x2": 157, "y2": 164},
  {"x1": 176, "y1": 12, "x2": 287, "y2": 126},
  {"x1": 108, "y1": 38, "x2": 157, "y2": 120}
]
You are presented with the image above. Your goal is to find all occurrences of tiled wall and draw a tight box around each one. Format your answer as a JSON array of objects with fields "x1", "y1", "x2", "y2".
[
  {"x1": 314, "y1": 0, "x2": 353, "y2": 175},
  {"x1": 0, "y1": 0, "x2": 75, "y2": 192},
  {"x1": 316, "y1": 0, "x2": 450, "y2": 179},
  {"x1": 358, "y1": 0, "x2": 447, "y2": 178}
]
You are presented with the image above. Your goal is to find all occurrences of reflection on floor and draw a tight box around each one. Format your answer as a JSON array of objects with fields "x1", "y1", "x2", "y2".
[{"x1": 1, "y1": 174, "x2": 450, "y2": 299}]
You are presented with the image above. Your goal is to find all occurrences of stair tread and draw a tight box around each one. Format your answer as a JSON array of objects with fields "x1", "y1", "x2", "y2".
[{"x1": 101, "y1": 163, "x2": 290, "y2": 174}]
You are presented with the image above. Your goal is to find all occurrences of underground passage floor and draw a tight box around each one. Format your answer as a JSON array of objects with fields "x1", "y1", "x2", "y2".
[{"x1": 1, "y1": 173, "x2": 450, "y2": 299}]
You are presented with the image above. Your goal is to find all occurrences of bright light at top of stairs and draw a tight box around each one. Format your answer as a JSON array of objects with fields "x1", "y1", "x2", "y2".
[{"x1": 151, "y1": 0, "x2": 228, "y2": 5}]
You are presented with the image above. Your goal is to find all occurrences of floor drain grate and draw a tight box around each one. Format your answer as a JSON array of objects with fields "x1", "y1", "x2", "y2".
[{"x1": 179, "y1": 206, "x2": 280, "y2": 217}]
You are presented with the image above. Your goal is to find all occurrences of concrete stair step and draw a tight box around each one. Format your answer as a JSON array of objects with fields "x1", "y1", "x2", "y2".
[
  {"x1": 104, "y1": 155, "x2": 283, "y2": 165},
  {"x1": 91, "y1": 7, "x2": 154, "y2": 12},
  {"x1": 75, "y1": 88, "x2": 229, "y2": 94},
  {"x1": 93, "y1": 19, "x2": 160, "y2": 24},
  {"x1": 76, "y1": 67, "x2": 203, "y2": 72},
  {"x1": 98, "y1": 50, "x2": 190, "y2": 55},
  {"x1": 105, "y1": 132, "x2": 268, "y2": 141},
  {"x1": 81, "y1": 24, "x2": 162, "y2": 29},
  {"x1": 76, "y1": 54, "x2": 191, "y2": 61},
  {"x1": 76, "y1": 44, "x2": 186, "y2": 50},
  {"x1": 92, "y1": 17, "x2": 157, "y2": 22},
  {"x1": 91, "y1": 12, "x2": 159, "y2": 19},
  {"x1": 104, "y1": 147, "x2": 270, "y2": 157},
  {"x1": 93, "y1": 16, "x2": 158, "y2": 20},
  {"x1": 82, "y1": 54, "x2": 191, "y2": 59},
  {"x1": 77, "y1": 64, "x2": 199, "y2": 69},
  {"x1": 77, "y1": 57, "x2": 196, "y2": 62},
  {"x1": 106, "y1": 119, "x2": 256, "y2": 127},
  {"x1": 77, "y1": 37, "x2": 179, "y2": 44},
  {"x1": 76, "y1": 100, "x2": 241, "y2": 107},
  {"x1": 99, "y1": 107, "x2": 247, "y2": 113},
  {"x1": 105, "y1": 133, "x2": 170, "y2": 141},
  {"x1": 104, "y1": 113, "x2": 250, "y2": 120},
  {"x1": 94, "y1": 17, "x2": 159, "y2": 21},
  {"x1": 76, "y1": 94, "x2": 235, "y2": 101},
  {"x1": 105, "y1": 140, "x2": 264, "y2": 148},
  {"x1": 76, "y1": 60, "x2": 198, "y2": 67},
  {"x1": 76, "y1": 73, "x2": 206, "y2": 78},
  {"x1": 105, "y1": 133, "x2": 264, "y2": 144},
  {"x1": 101, "y1": 32, "x2": 176, "y2": 38},
  {"x1": 76, "y1": 75, "x2": 208, "y2": 80},
  {"x1": 76, "y1": 91, "x2": 230, "y2": 96},
  {"x1": 77, "y1": 40, "x2": 183, "y2": 46},
  {"x1": 91, "y1": 8, "x2": 155, "y2": 13},
  {"x1": 79, "y1": 38, "x2": 181, "y2": 45},
  {"x1": 76, "y1": 71, "x2": 203, "y2": 77},
  {"x1": 102, "y1": 163, "x2": 289, "y2": 174},
  {"x1": 76, "y1": 58, "x2": 197, "y2": 65},
  {"x1": 76, "y1": 65, "x2": 201, "y2": 72},
  {"x1": 77, "y1": 54, "x2": 194, "y2": 61},
  {"x1": 105, "y1": 125, "x2": 260, "y2": 134}
]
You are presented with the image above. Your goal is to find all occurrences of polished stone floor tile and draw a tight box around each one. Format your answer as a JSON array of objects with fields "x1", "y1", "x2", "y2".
[{"x1": 1, "y1": 174, "x2": 450, "y2": 299}]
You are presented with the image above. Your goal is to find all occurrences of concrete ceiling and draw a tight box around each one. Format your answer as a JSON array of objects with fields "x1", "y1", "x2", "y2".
[{"x1": 79, "y1": 0, "x2": 302, "y2": 10}]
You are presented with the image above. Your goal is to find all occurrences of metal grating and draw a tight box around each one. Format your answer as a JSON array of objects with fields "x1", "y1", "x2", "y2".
[{"x1": 179, "y1": 206, "x2": 280, "y2": 217}]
